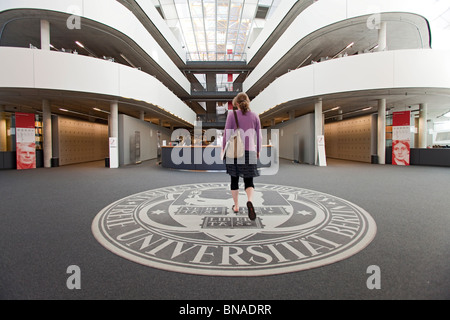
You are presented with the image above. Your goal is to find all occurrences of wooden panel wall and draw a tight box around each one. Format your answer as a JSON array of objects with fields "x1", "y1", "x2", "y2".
[
  {"x1": 57, "y1": 117, "x2": 108, "y2": 166},
  {"x1": 325, "y1": 115, "x2": 374, "y2": 163}
]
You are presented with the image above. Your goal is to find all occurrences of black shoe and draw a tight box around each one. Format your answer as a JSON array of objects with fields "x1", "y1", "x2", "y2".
[
  {"x1": 232, "y1": 205, "x2": 239, "y2": 213},
  {"x1": 247, "y1": 201, "x2": 256, "y2": 221}
]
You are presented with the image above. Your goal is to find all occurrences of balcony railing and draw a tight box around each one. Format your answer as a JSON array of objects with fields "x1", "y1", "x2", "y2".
[
  {"x1": 186, "y1": 52, "x2": 247, "y2": 62},
  {"x1": 192, "y1": 82, "x2": 243, "y2": 94},
  {"x1": 197, "y1": 113, "x2": 228, "y2": 125}
]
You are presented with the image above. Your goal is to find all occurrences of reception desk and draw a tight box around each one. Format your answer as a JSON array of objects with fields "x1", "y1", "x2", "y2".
[
  {"x1": 386, "y1": 147, "x2": 450, "y2": 167},
  {"x1": 162, "y1": 145, "x2": 272, "y2": 171}
]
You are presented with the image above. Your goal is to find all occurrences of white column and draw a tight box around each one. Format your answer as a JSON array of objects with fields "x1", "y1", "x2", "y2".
[
  {"x1": 140, "y1": 110, "x2": 145, "y2": 121},
  {"x1": 377, "y1": 22, "x2": 387, "y2": 52},
  {"x1": 42, "y1": 99, "x2": 52, "y2": 168},
  {"x1": 40, "y1": 20, "x2": 50, "y2": 51},
  {"x1": 418, "y1": 103, "x2": 428, "y2": 148},
  {"x1": 377, "y1": 99, "x2": 386, "y2": 164},
  {"x1": 314, "y1": 99, "x2": 323, "y2": 166},
  {"x1": 109, "y1": 101, "x2": 119, "y2": 168}
]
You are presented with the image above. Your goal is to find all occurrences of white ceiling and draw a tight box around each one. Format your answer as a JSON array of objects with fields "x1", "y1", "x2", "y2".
[{"x1": 423, "y1": 0, "x2": 450, "y2": 49}]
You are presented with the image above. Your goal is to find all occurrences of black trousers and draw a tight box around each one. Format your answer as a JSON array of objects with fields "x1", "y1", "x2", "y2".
[{"x1": 230, "y1": 176, "x2": 254, "y2": 191}]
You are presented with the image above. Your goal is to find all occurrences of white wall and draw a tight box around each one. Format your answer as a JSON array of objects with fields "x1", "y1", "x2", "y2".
[
  {"x1": 270, "y1": 113, "x2": 315, "y2": 164},
  {"x1": 0, "y1": 47, "x2": 197, "y2": 125},
  {"x1": 118, "y1": 114, "x2": 172, "y2": 166}
]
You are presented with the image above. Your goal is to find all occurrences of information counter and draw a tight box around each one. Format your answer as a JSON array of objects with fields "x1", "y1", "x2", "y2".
[
  {"x1": 162, "y1": 145, "x2": 272, "y2": 171},
  {"x1": 386, "y1": 147, "x2": 450, "y2": 167}
]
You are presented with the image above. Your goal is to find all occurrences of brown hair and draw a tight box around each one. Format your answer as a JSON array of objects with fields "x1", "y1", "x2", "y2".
[{"x1": 233, "y1": 92, "x2": 251, "y2": 115}]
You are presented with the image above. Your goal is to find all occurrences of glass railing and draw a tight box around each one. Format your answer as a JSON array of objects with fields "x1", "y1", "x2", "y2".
[
  {"x1": 186, "y1": 51, "x2": 247, "y2": 62},
  {"x1": 192, "y1": 82, "x2": 243, "y2": 93},
  {"x1": 197, "y1": 113, "x2": 228, "y2": 124}
]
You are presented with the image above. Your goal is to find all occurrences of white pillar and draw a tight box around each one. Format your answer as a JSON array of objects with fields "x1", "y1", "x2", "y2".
[
  {"x1": 109, "y1": 101, "x2": 119, "y2": 168},
  {"x1": 40, "y1": 20, "x2": 50, "y2": 51},
  {"x1": 377, "y1": 99, "x2": 386, "y2": 164},
  {"x1": 42, "y1": 99, "x2": 52, "y2": 168},
  {"x1": 418, "y1": 103, "x2": 428, "y2": 148},
  {"x1": 314, "y1": 99, "x2": 323, "y2": 166},
  {"x1": 377, "y1": 22, "x2": 387, "y2": 52},
  {"x1": 140, "y1": 110, "x2": 145, "y2": 121}
]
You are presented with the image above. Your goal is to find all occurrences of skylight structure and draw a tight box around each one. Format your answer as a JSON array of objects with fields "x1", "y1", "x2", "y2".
[{"x1": 152, "y1": 0, "x2": 281, "y2": 61}]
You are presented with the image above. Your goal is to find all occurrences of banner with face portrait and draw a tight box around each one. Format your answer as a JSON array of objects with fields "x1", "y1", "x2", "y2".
[
  {"x1": 392, "y1": 111, "x2": 411, "y2": 166},
  {"x1": 15, "y1": 112, "x2": 36, "y2": 170}
]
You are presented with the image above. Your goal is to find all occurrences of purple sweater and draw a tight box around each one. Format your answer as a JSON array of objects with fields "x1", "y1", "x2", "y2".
[{"x1": 222, "y1": 110, "x2": 262, "y2": 153}]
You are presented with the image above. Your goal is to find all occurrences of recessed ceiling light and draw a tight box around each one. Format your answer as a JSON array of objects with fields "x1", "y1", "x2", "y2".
[{"x1": 75, "y1": 41, "x2": 84, "y2": 48}]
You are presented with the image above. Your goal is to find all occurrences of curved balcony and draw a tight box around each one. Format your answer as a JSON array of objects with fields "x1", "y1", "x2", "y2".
[
  {"x1": 0, "y1": 47, "x2": 196, "y2": 126},
  {"x1": 0, "y1": 0, "x2": 190, "y2": 94},
  {"x1": 251, "y1": 49, "x2": 450, "y2": 122},
  {"x1": 244, "y1": 0, "x2": 433, "y2": 96}
]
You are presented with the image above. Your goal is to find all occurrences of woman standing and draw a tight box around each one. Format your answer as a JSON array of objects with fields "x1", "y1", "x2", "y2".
[{"x1": 222, "y1": 92, "x2": 262, "y2": 221}]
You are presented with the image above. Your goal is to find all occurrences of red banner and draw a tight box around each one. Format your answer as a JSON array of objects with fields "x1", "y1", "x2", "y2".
[
  {"x1": 16, "y1": 113, "x2": 36, "y2": 170},
  {"x1": 392, "y1": 111, "x2": 411, "y2": 166},
  {"x1": 392, "y1": 111, "x2": 411, "y2": 126}
]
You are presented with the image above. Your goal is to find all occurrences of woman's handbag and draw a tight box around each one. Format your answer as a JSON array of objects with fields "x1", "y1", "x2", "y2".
[{"x1": 225, "y1": 110, "x2": 245, "y2": 159}]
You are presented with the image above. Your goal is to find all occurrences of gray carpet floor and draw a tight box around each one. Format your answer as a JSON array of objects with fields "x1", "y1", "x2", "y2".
[{"x1": 0, "y1": 158, "x2": 449, "y2": 300}]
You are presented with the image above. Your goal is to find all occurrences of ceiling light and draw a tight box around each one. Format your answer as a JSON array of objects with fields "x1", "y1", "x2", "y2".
[
  {"x1": 75, "y1": 41, "x2": 98, "y2": 58},
  {"x1": 75, "y1": 41, "x2": 84, "y2": 48},
  {"x1": 93, "y1": 108, "x2": 110, "y2": 114},
  {"x1": 296, "y1": 53, "x2": 312, "y2": 70},
  {"x1": 332, "y1": 42, "x2": 355, "y2": 59},
  {"x1": 120, "y1": 53, "x2": 137, "y2": 68},
  {"x1": 323, "y1": 107, "x2": 341, "y2": 114},
  {"x1": 49, "y1": 44, "x2": 60, "y2": 51},
  {"x1": 59, "y1": 108, "x2": 107, "y2": 120}
]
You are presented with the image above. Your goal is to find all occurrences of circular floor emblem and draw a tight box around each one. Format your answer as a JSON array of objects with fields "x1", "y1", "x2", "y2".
[{"x1": 92, "y1": 183, "x2": 376, "y2": 276}]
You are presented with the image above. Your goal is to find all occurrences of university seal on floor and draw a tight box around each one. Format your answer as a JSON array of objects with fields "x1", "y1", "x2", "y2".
[{"x1": 92, "y1": 183, "x2": 376, "y2": 276}]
